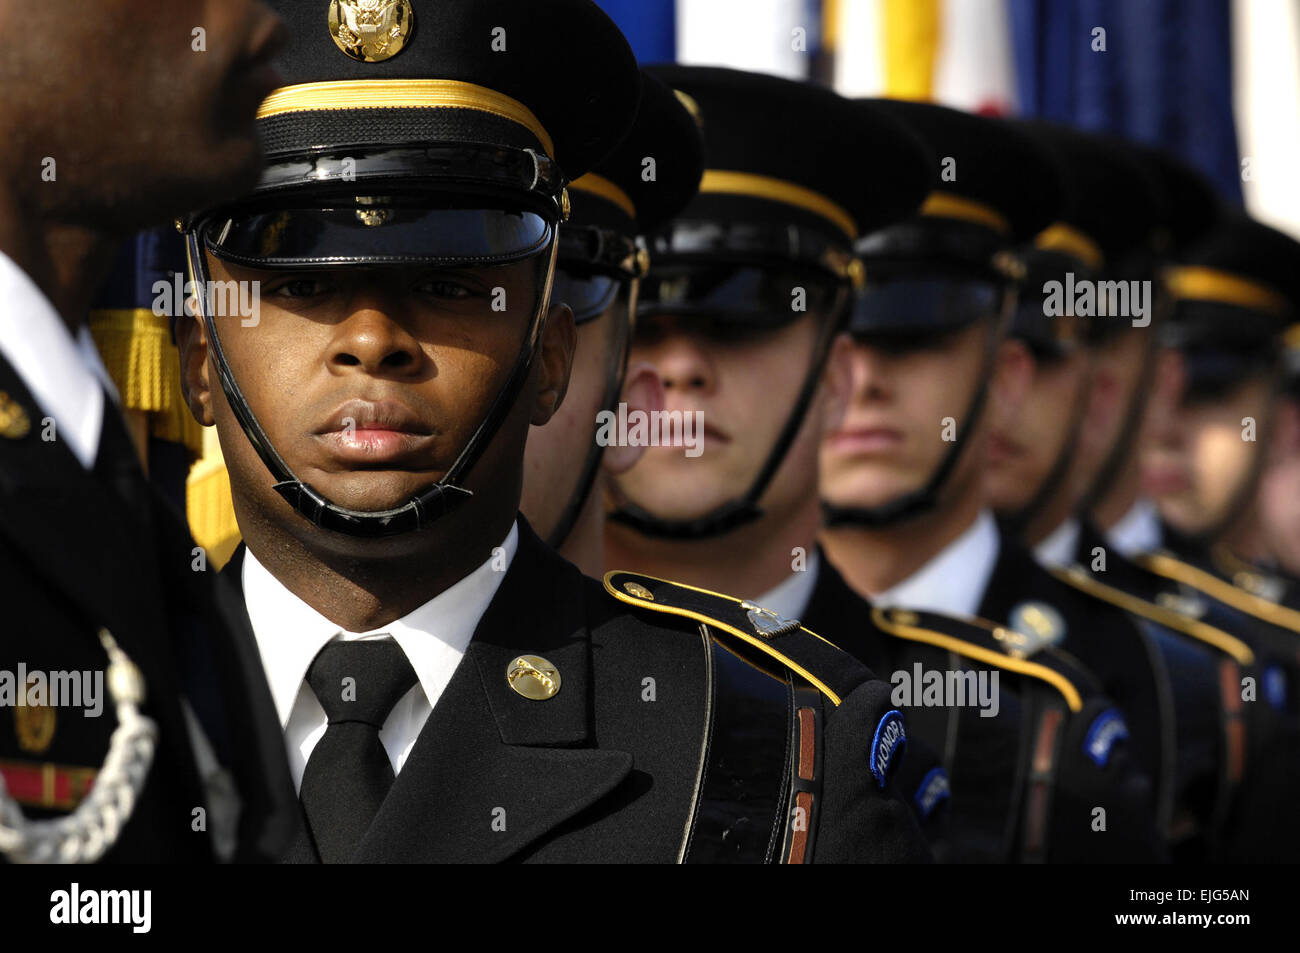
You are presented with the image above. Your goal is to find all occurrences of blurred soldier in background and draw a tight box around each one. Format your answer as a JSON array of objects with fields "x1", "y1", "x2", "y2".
[
  {"x1": 518, "y1": 70, "x2": 701, "y2": 574},
  {"x1": 601, "y1": 65, "x2": 960, "y2": 846},
  {"x1": 818, "y1": 100, "x2": 1162, "y2": 861},
  {"x1": 1256, "y1": 329, "x2": 1300, "y2": 584},
  {"x1": 1145, "y1": 217, "x2": 1300, "y2": 624},
  {"x1": 0, "y1": 0, "x2": 295, "y2": 863}
]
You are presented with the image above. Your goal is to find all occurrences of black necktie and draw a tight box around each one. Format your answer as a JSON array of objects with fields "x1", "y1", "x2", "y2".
[{"x1": 299, "y1": 639, "x2": 417, "y2": 863}]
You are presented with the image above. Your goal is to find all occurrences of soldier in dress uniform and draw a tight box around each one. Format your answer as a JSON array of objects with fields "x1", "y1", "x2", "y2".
[
  {"x1": 817, "y1": 100, "x2": 1162, "y2": 861},
  {"x1": 1144, "y1": 215, "x2": 1300, "y2": 625},
  {"x1": 599, "y1": 64, "x2": 963, "y2": 847},
  {"x1": 1255, "y1": 326, "x2": 1300, "y2": 583},
  {"x1": 174, "y1": 0, "x2": 931, "y2": 864},
  {"x1": 518, "y1": 69, "x2": 701, "y2": 574},
  {"x1": 996, "y1": 141, "x2": 1300, "y2": 861},
  {"x1": 0, "y1": 0, "x2": 297, "y2": 863},
  {"x1": 981, "y1": 124, "x2": 1293, "y2": 860}
]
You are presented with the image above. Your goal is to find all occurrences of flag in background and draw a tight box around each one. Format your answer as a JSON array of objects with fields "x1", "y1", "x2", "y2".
[
  {"x1": 1008, "y1": 0, "x2": 1243, "y2": 204},
  {"x1": 594, "y1": 0, "x2": 677, "y2": 63}
]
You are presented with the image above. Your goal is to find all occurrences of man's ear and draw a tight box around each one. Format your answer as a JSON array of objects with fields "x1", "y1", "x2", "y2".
[
  {"x1": 602, "y1": 360, "x2": 665, "y2": 475},
  {"x1": 533, "y1": 302, "x2": 576, "y2": 425},
  {"x1": 175, "y1": 311, "x2": 215, "y2": 427},
  {"x1": 990, "y1": 336, "x2": 1034, "y2": 429}
]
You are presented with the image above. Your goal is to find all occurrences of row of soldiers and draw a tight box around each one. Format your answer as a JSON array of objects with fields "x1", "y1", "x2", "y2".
[{"x1": 5, "y1": 0, "x2": 1300, "y2": 863}]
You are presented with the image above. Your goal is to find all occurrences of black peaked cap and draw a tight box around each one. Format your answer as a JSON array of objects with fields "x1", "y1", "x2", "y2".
[
  {"x1": 568, "y1": 70, "x2": 705, "y2": 238},
  {"x1": 1174, "y1": 213, "x2": 1300, "y2": 321},
  {"x1": 644, "y1": 65, "x2": 932, "y2": 245},
  {"x1": 258, "y1": 0, "x2": 640, "y2": 182},
  {"x1": 1166, "y1": 213, "x2": 1300, "y2": 364},
  {"x1": 1127, "y1": 143, "x2": 1225, "y2": 259},
  {"x1": 863, "y1": 99, "x2": 1063, "y2": 245},
  {"x1": 1012, "y1": 120, "x2": 1160, "y2": 269}
]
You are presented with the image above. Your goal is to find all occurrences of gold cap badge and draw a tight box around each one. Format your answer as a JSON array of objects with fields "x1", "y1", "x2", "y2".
[
  {"x1": 329, "y1": 0, "x2": 415, "y2": 63},
  {"x1": 507, "y1": 655, "x2": 561, "y2": 700},
  {"x1": 0, "y1": 391, "x2": 30, "y2": 440}
]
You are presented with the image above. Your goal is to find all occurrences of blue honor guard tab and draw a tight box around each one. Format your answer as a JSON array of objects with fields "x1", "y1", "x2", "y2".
[
  {"x1": 870, "y1": 709, "x2": 907, "y2": 790},
  {"x1": 1083, "y1": 707, "x2": 1130, "y2": 768}
]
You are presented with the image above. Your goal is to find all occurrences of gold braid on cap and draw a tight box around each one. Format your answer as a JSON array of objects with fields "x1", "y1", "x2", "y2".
[{"x1": 258, "y1": 79, "x2": 555, "y2": 158}]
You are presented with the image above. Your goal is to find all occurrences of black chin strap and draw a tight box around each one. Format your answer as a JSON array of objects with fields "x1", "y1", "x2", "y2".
[
  {"x1": 544, "y1": 285, "x2": 634, "y2": 550},
  {"x1": 608, "y1": 303, "x2": 844, "y2": 540},
  {"x1": 999, "y1": 367, "x2": 1090, "y2": 540},
  {"x1": 185, "y1": 233, "x2": 556, "y2": 539},
  {"x1": 821, "y1": 316, "x2": 1004, "y2": 530}
]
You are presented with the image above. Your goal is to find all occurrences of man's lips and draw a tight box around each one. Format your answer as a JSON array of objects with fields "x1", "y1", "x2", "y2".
[
  {"x1": 827, "y1": 425, "x2": 904, "y2": 454},
  {"x1": 314, "y1": 400, "x2": 438, "y2": 466},
  {"x1": 1144, "y1": 464, "x2": 1193, "y2": 495},
  {"x1": 987, "y1": 432, "x2": 1023, "y2": 463}
]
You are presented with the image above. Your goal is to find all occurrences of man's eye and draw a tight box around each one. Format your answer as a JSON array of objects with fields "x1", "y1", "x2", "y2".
[
  {"x1": 271, "y1": 279, "x2": 329, "y2": 298},
  {"x1": 417, "y1": 279, "x2": 474, "y2": 299}
]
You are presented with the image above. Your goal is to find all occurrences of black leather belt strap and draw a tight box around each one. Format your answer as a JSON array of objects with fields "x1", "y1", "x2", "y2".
[{"x1": 681, "y1": 632, "x2": 798, "y2": 864}]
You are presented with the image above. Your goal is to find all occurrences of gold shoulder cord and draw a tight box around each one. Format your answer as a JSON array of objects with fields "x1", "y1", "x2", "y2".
[
  {"x1": 870, "y1": 607, "x2": 1083, "y2": 712},
  {"x1": 1139, "y1": 553, "x2": 1300, "y2": 636},
  {"x1": 1051, "y1": 566, "x2": 1255, "y2": 665},
  {"x1": 0, "y1": 631, "x2": 157, "y2": 863}
]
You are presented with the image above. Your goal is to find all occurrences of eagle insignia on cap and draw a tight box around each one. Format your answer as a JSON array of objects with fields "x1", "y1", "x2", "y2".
[{"x1": 328, "y1": 0, "x2": 415, "y2": 63}]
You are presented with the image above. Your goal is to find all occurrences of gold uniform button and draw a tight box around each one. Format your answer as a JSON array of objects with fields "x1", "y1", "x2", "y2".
[
  {"x1": 328, "y1": 0, "x2": 415, "y2": 63},
  {"x1": 622, "y1": 581, "x2": 654, "y2": 601},
  {"x1": 507, "y1": 655, "x2": 561, "y2": 700}
]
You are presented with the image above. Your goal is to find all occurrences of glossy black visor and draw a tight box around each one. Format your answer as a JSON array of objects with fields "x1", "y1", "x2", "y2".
[
  {"x1": 638, "y1": 262, "x2": 844, "y2": 328},
  {"x1": 199, "y1": 197, "x2": 554, "y2": 270},
  {"x1": 848, "y1": 276, "x2": 1004, "y2": 338}
]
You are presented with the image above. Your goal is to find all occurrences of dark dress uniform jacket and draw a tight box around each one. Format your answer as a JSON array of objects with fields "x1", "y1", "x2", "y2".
[
  {"x1": 226, "y1": 522, "x2": 932, "y2": 863},
  {"x1": 807, "y1": 552, "x2": 1162, "y2": 862},
  {"x1": 1066, "y1": 520, "x2": 1300, "y2": 862},
  {"x1": 0, "y1": 354, "x2": 297, "y2": 863}
]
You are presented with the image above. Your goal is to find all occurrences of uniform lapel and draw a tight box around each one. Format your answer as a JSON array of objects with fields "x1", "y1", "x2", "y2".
[
  {"x1": 353, "y1": 521, "x2": 631, "y2": 863},
  {"x1": 0, "y1": 358, "x2": 158, "y2": 652}
]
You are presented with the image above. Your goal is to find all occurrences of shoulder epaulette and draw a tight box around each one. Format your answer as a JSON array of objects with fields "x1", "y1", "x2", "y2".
[
  {"x1": 604, "y1": 570, "x2": 869, "y2": 706},
  {"x1": 1049, "y1": 563, "x2": 1255, "y2": 665},
  {"x1": 869, "y1": 605, "x2": 1086, "y2": 712},
  {"x1": 1138, "y1": 552, "x2": 1300, "y2": 636}
]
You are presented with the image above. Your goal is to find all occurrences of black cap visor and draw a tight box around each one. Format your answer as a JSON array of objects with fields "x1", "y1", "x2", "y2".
[
  {"x1": 200, "y1": 197, "x2": 554, "y2": 271},
  {"x1": 848, "y1": 276, "x2": 1004, "y2": 340},
  {"x1": 637, "y1": 261, "x2": 844, "y2": 330},
  {"x1": 552, "y1": 270, "x2": 622, "y2": 324}
]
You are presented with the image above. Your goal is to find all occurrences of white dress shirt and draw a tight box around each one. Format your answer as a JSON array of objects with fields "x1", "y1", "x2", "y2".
[
  {"x1": 0, "y1": 249, "x2": 117, "y2": 469},
  {"x1": 752, "y1": 549, "x2": 822, "y2": 622},
  {"x1": 1107, "y1": 498, "x2": 1163, "y2": 559},
  {"x1": 242, "y1": 522, "x2": 519, "y2": 792},
  {"x1": 872, "y1": 509, "x2": 1001, "y2": 618},
  {"x1": 1034, "y1": 516, "x2": 1082, "y2": 570}
]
